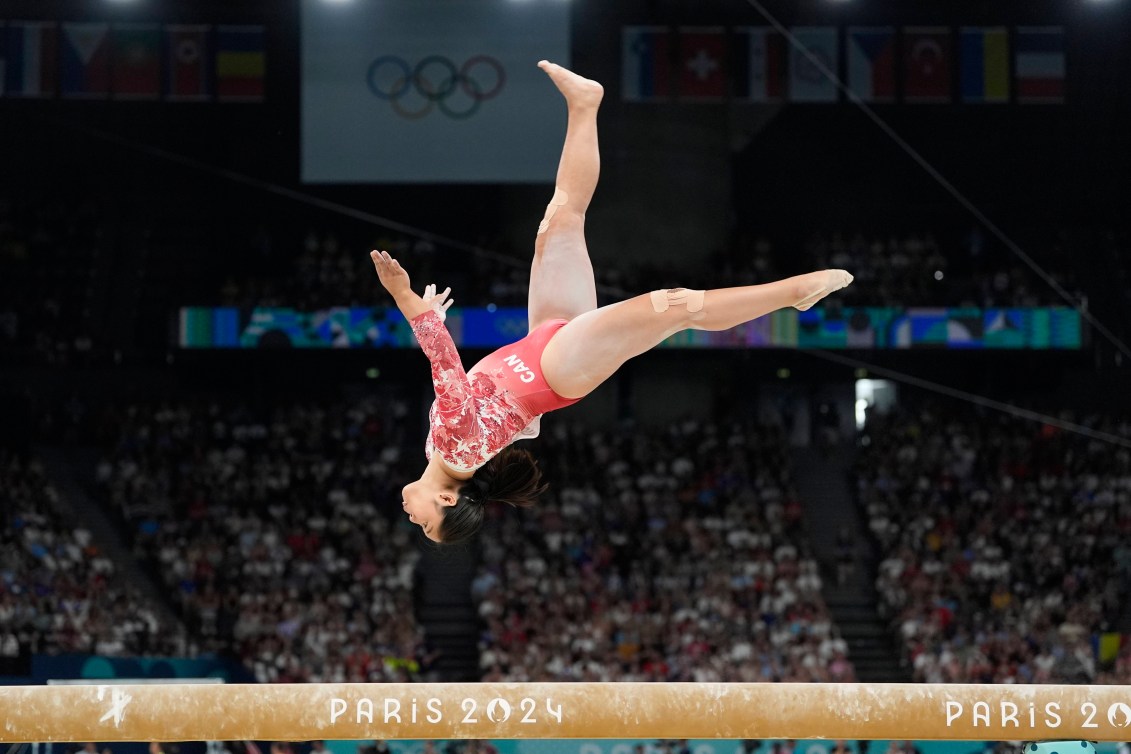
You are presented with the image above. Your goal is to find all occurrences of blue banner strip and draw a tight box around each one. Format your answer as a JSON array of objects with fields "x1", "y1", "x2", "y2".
[{"x1": 176, "y1": 306, "x2": 1083, "y2": 350}]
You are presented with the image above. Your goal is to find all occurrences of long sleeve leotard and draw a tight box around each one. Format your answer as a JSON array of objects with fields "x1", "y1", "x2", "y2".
[{"x1": 410, "y1": 311, "x2": 537, "y2": 473}]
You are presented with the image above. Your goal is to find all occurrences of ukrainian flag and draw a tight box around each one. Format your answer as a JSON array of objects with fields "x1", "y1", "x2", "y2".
[
  {"x1": 1096, "y1": 632, "x2": 1123, "y2": 665},
  {"x1": 959, "y1": 27, "x2": 1009, "y2": 103}
]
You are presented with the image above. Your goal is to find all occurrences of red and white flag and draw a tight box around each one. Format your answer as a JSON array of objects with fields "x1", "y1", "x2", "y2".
[
  {"x1": 903, "y1": 27, "x2": 952, "y2": 103},
  {"x1": 165, "y1": 24, "x2": 211, "y2": 101},
  {"x1": 676, "y1": 27, "x2": 726, "y2": 101}
]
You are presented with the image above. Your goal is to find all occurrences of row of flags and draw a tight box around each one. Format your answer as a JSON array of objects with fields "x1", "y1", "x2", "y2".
[
  {"x1": 0, "y1": 21, "x2": 266, "y2": 101},
  {"x1": 623, "y1": 26, "x2": 1066, "y2": 104}
]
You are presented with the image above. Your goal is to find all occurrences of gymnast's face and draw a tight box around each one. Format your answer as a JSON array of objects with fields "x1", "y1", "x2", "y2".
[{"x1": 402, "y1": 476, "x2": 457, "y2": 542}]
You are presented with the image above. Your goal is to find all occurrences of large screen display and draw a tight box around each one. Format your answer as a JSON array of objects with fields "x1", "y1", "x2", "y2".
[{"x1": 301, "y1": 0, "x2": 570, "y2": 183}]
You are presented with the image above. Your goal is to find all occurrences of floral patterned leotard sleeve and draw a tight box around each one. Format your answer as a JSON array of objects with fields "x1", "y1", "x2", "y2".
[{"x1": 409, "y1": 310, "x2": 532, "y2": 473}]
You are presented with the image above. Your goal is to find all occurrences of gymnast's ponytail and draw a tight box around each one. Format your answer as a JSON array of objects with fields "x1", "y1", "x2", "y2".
[{"x1": 438, "y1": 446, "x2": 548, "y2": 545}]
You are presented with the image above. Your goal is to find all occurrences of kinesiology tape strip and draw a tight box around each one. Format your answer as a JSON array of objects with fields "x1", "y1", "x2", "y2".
[
  {"x1": 650, "y1": 288, "x2": 705, "y2": 314},
  {"x1": 537, "y1": 188, "x2": 570, "y2": 235}
]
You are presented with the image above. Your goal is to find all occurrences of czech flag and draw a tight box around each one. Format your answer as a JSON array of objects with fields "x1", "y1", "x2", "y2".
[
  {"x1": 847, "y1": 27, "x2": 895, "y2": 103},
  {"x1": 61, "y1": 23, "x2": 111, "y2": 98}
]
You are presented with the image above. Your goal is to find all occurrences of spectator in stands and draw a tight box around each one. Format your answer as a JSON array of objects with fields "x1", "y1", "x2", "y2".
[
  {"x1": 95, "y1": 396, "x2": 432, "y2": 682},
  {"x1": 1, "y1": 451, "x2": 178, "y2": 657},
  {"x1": 473, "y1": 420, "x2": 856, "y2": 683},
  {"x1": 857, "y1": 402, "x2": 1130, "y2": 683}
]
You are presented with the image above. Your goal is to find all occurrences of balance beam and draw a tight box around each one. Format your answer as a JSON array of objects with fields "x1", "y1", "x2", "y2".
[{"x1": 2, "y1": 682, "x2": 1130, "y2": 742}]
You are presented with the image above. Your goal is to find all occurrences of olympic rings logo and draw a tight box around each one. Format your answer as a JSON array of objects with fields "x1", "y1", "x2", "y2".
[{"x1": 366, "y1": 55, "x2": 506, "y2": 120}]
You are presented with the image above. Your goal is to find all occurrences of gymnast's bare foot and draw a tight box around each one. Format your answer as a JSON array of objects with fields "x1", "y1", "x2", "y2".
[
  {"x1": 538, "y1": 60, "x2": 604, "y2": 109},
  {"x1": 792, "y1": 270, "x2": 854, "y2": 311}
]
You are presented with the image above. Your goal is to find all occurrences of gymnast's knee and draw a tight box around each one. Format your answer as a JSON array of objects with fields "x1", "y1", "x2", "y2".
[
  {"x1": 649, "y1": 288, "x2": 706, "y2": 323},
  {"x1": 537, "y1": 187, "x2": 583, "y2": 235}
]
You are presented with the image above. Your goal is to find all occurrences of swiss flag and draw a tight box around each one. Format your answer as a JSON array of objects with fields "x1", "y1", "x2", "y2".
[
  {"x1": 677, "y1": 27, "x2": 726, "y2": 101},
  {"x1": 903, "y1": 27, "x2": 952, "y2": 103}
]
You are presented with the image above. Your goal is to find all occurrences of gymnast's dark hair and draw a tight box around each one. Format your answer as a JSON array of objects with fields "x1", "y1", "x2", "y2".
[{"x1": 438, "y1": 446, "x2": 547, "y2": 545}]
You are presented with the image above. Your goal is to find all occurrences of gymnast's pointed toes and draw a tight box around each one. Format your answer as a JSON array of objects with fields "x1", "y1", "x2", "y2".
[{"x1": 831, "y1": 270, "x2": 854, "y2": 291}]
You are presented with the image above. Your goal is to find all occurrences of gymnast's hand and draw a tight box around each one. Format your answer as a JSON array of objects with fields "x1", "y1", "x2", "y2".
[
  {"x1": 371, "y1": 250, "x2": 447, "y2": 321},
  {"x1": 371, "y1": 250, "x2": 411, "y2": 296},
  {"x1": 422, "y1": 283, "x2": 455, "y2": 322}
]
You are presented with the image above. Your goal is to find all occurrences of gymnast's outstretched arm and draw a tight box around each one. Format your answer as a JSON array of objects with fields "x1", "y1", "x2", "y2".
[
  {"x1": 370, "y1": 249, "x2": 484, "y2": 469},
  {"x1": 370, "y1": 250, "x2": 452, "y2": 321}
]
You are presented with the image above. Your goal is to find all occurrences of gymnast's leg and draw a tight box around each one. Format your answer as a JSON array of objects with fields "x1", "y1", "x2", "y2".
[
  {"x1": 540, "y1": 270, "x2": 853, "y2": 399},
  {"x1": 526, "y1": 61, "x2": 602, "y2": 332}
]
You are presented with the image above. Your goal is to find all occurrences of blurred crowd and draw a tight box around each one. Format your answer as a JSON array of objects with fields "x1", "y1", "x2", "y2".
[
  {"x1": 93, "y1": 396, "x2": 434, "y2": 683},
  {"x1": 213, "y1": 226, "x2": 651, "y2": 312},
  {"x1": 85, "y1": 392, "x2": 856, "y2": 684},
  {"x1": 0, "y1": 193, "x2": 103, "y2": 365},
  {"x1": 0, "y1": 450, "x2": 179, "y2": 665},
  {"x1": 210, "y1": 224, "x2": 1088, "y2": 315},
  {"x1": 0, "y1": 183, "x2": 1105, "y2": 369},
  {"x1": 473, "y1": 420, "x2": 856, "y2": 683},
  {"x1": 8, "y1": 381, "x2": 1131, "y2": 693},
  {"x1": 856, "y1": 404, "x2": 1131, "y2": 684},
  {"x1": 802, "y1": 228, "x2": 1080, "y2": 308}
]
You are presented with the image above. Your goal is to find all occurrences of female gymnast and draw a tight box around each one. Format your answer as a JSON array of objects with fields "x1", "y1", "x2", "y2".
[{"x1": 372, "y1": 61, "x2": 852, "y2": 544}]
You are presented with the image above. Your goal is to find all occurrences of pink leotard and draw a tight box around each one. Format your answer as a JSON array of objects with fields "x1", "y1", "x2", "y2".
[{"x1": 410, "y1": 311, "x2": 581, "y2": 473}]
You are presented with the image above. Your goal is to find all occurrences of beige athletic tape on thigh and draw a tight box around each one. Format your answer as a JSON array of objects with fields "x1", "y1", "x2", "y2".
[
  {"x1": 537, "y1": 188, "x2": 569, "y2": 235},
  {"x1": 650, "y1": 288, "x2": 705, "y2": 317}
]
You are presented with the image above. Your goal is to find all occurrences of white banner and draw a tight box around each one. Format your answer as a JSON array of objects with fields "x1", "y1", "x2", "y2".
[{"x1": 301, "y1": 0, "x2": 570, "y2": 183}]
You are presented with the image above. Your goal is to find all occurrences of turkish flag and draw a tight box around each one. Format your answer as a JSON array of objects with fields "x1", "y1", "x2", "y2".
[{"x1": 903, "y1": 27, "x2": 952, "y2": 103}]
